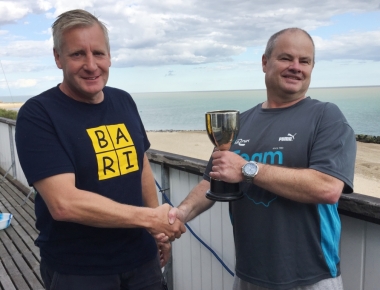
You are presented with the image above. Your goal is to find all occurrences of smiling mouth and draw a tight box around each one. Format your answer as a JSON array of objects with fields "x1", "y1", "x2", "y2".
[
  {"x1": 284, "y1": 75, "x2": 302, "y2": 81},
  {"x1": 83, "y1": 76, "x2": 99, "y2": 80}
]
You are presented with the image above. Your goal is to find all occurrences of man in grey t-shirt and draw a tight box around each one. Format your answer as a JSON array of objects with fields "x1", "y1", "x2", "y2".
[{"x1": 169, "y1": 28, "x2": 356, "y2": 290}]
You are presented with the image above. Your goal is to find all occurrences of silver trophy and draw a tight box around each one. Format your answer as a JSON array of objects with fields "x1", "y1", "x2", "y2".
[{"x1": 205, "y1": 110, "x2": 243, "y2": 201}]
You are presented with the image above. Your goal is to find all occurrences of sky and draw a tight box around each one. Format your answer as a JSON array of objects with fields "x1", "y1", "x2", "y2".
[{"x1": 0, "y1": 0, "x2": 380, "y2": 97}]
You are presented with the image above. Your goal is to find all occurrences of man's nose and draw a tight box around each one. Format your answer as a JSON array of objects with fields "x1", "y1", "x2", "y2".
[
  {"x1": 84, "y1": 54, "x2": 97, "y2": 71},
  {"x1": 288, "y1": 60, "x2": 301, "y2": 73}
]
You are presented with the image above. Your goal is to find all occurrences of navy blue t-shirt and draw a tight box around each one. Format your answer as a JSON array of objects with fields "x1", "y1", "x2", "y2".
[{"x1": 15, "y1": 85, "x2": 157, "y2": 275}]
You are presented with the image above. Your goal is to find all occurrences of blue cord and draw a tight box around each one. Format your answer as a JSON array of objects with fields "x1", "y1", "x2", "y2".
[{"x1": 155, "y1": 179, "x2": 235, "y2": 277}]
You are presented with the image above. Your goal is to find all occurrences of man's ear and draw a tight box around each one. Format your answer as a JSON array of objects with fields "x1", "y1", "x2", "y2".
[
  {"x1": 262, "y1": 54, "x2": 268, "y2": 73},
  {"x1": 53, "y1": 48, "x2": 62, "y2": 69}
]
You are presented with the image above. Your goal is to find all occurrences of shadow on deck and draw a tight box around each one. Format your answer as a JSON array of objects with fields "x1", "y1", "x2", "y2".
[{"x1": 0, "y1": 174, "x2": 44, "y2": 290}]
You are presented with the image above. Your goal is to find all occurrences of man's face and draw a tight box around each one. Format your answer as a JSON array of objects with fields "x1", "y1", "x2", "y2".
[
  {"x1": 262, "y1": 31, "x2": 314, "y2": 103},
  {"x1": 54, "y1": 24, "x2": 111, "y2": 103}
]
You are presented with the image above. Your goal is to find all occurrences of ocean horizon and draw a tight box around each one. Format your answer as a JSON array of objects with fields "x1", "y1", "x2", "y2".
[{"x1": 1, "y1": 86, "x2": 379, "y2": 136}]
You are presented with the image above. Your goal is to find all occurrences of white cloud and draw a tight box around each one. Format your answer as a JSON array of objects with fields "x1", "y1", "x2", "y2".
[
  {"x1": 0, "y1": 0, "x2": 52, "y2": 25},
  {"x1": 0, "y1": 59, "x2": 55, "y2": 74},
  {"x1": 0, "y1": 2, "x2": 30, "y2": 24},
  {"x1": 0, "y1": 78, "x2": 36, "y2": 89},
  {"x1": 0, "y1": 0, "x2": 379, "y2": 92},
  {"x1": 47, "y1": 0, "x2": 378, "y2": 66},
  {"x1": 14, "y1": 79, "x2": 38, "y2": 88},
  {"x1": 0, "y1": 38, "x2": 52, "y2": 58},
  {"x1": 41, "y1": 75, "x2": 61, "y2": 81},
  {"x1": 314, "y1": 30, "x2": 380, "y2": 61},
  {"x1": 0, "y1": 74, "x2": 61, "y2": 92},
  {"x1": 3, "y1": 1, "x2": 380, "y2": 56},
  {"x1": 37, "y1": 0, "x2": 53, "y2": 11},
  {"x1": 111, "y1": 40, "x2": 243, "y2": 67}
]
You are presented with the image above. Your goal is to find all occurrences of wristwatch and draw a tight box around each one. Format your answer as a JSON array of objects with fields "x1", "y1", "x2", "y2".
[{"x1": 242, "y1": 161, "x2": 259, "y2": 183}]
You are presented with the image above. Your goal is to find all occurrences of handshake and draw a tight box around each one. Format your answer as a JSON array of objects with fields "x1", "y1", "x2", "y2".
[
  {"x1": 147, "y1": 203, "x2": 186, "y2": 242},
  {"x1": 147, "y1": 204, "x2": 187, "y2": 267}
]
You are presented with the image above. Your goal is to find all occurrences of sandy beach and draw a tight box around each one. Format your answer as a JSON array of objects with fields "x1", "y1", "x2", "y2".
[
  {"x1": 147, "y1": 131, "x2": 380, "y2": 199},
  {"x1": 0, "y1": 102, "x2": 24, "y2": 110}
]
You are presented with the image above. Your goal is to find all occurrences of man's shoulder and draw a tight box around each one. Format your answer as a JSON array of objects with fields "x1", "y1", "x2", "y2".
[
  {"x1": 305, "y1": 97, "x2": 338, "y2": 108},
  {"x1": 103, "y1": 86, "x2": 131, "y2": 97},
  {"x1": 103, "y1": 87, "x2": 138, "y2": 111},
  {"x1": 305, "y1": 97, "x2": 343, "y2": 115},
  {"x1": 20, "y1": 86, "x2": 60, "y2": 112},
  {"x1": 240, "y1": 103, "x2": 261, "y2": 117},
  {"x1": 31, "y1": 86, "x2": 59, "y2": 100}
]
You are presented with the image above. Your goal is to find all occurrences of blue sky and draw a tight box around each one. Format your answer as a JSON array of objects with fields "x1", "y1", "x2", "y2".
[{"x1": 0, "y1": 0, "x2": 379, "y2": 97}]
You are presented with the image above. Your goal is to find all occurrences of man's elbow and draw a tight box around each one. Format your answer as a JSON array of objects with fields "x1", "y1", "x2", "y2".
[
  {"x1": 323, "y1": 190, "x2": 341, "y2": 204},
  {"x1": 320, "y1": 182, "x2": 344, "y2": 204},
  {"x1": 49, "y1": 204, "x2": 73, "y2": 222}
]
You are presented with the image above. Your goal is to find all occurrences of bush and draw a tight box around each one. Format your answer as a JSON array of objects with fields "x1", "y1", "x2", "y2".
[
  {"x1": 356, "y1": 134, "x2": 380, "y2": 144},
  {"x1": 0, "y1": 108, "x2": 18, "y2": 120}
]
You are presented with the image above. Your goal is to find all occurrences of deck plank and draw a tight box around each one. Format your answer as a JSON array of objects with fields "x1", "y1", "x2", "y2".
[
  {"x1": 0, "y1": 175, "x2": 44, "y2": 290},
  {"x1": 0, "y1": 257, "x2": 17, "y2": 290},
  {"x1": 0, "y1": 201, "x2": 39, "y2": 259}
]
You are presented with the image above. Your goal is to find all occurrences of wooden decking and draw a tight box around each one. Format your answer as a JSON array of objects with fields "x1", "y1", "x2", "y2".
[{"x1": 0, "y1": 175, "x2": 44, "y2": 290}]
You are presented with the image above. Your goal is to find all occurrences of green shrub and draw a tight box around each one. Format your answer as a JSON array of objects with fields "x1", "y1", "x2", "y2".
[
  {"x1": 0, "y1": 108, "x2": 18, "y2": 120},
  {"x1": 356, "y1": 134, "x2": 380, "y2": 144}
]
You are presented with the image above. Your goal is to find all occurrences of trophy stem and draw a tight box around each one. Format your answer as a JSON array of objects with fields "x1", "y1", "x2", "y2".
[{"x1": 206, "y1": 178, "x2": 243, "y2": 201}]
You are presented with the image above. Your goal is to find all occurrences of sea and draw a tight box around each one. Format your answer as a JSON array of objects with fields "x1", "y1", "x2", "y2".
[{"x1": 1, "y1": 86, "x2": 379, "y2": 136}]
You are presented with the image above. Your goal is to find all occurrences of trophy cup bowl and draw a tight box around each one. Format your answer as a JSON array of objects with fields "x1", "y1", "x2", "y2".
[{"x1": 205, "y1": 110, "x2": 243, "y2": 201}]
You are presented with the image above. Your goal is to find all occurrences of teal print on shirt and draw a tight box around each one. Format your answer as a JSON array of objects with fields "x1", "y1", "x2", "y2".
[
  {"x1": 233, "y1": 150, "x2": 283, "y2": 164},
  {"x1": 234, "y1": 149, "x2": 283, "y2": 207}
]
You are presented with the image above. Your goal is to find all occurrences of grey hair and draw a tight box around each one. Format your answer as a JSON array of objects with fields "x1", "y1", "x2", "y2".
[
  {"x1": 52, "y1": 9, "x2": 109, "y2": 53},
  {"x1": 264, "y1": 28, "x2": 315, "y2": 63}
]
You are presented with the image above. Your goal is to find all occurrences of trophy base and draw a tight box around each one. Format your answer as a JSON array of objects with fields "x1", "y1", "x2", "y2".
[{"x1": 206, "y1": 179, "x2": 243, "y2": 202}]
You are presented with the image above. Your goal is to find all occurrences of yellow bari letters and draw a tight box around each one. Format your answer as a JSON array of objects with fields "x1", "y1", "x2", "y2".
[{"x1": 87, "y1": 124, "x2": 139, "y2": 180}]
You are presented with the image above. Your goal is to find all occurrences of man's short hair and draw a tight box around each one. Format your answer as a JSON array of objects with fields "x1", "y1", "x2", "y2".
[
  {"x1": 52, "y1": 9, "x2": 109, "y2": 53},
  {"x1": 264, "y1": 28, "x2": 315, "y2": 63}
]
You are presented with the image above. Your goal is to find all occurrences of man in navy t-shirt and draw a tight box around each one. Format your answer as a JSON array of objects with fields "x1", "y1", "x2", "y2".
[
  {"x1": 15, "y1": 9, "x2": 185, "y2": 290},
  {"x1": 169, "y1": 28, "x2": 356, "y2": 290}
]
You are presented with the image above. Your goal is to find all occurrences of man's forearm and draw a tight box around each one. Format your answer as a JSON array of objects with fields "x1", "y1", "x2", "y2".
[
  {"x1": 210, "y1": 150, "x2": 344, "y2": 205},
  {"x1": 177, "y1": 179, "x2": 215, "y2": 223},
  {"x1": 253, "y1": 164, "x2": 344, "y2": 204},
  {"x1": 34, "y1": 173, "x2": 185, "y2": 240}
]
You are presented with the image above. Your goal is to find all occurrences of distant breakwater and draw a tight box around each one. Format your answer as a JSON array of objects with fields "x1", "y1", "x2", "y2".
[{"x1": 356, "y1": 134, "x2": 380, "y2": 144}]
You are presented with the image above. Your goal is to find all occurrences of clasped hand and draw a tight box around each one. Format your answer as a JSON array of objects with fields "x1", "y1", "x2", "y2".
[
  {"x1": 209, "y1": 150, "x2": 246, "y2": 183},
  {"x1": 150, "y1": 204, "x2": 186, "y2": 267},
  {"x1": 149, "y1": 203, "x2": 186, "y2": 242}
]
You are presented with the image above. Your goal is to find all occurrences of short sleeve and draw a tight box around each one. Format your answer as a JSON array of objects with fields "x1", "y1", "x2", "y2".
[
  {"x1": 15, "y1": 99, "x2": 74, "y2": 185},
  {"x1": 309, "y1": 103, "x2": 356, "y2": 193}
]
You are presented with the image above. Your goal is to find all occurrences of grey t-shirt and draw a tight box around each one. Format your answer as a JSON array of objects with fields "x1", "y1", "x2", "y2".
[{"x1": 204, "y1": 97, "x2": 356, "y2": 289}]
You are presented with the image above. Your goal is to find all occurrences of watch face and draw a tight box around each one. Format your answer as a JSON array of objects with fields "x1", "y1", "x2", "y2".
[{"x1": 245, "y1": 162, "x2": 257, "y2": 175}]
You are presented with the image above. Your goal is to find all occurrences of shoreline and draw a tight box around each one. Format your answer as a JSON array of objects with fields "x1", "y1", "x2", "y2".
[{"x1": 0, "y1": 102, "x2": 24, "y2": 110}]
